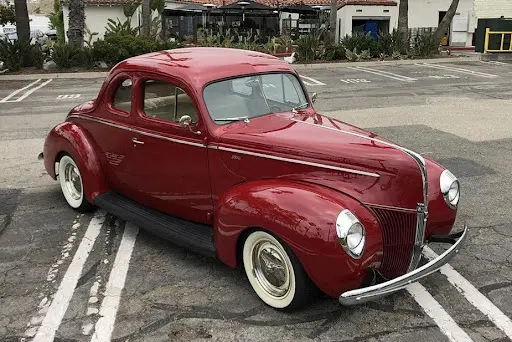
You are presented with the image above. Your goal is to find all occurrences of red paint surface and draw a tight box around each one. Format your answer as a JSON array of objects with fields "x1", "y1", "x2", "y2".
[{"x1": 43, "y1": 47, "x2": 458, "y2": 298}]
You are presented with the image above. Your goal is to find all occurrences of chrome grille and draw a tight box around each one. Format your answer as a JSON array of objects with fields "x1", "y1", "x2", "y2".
[{"x1": 370, "y1": 207, "x2": 419, "y2": 279}]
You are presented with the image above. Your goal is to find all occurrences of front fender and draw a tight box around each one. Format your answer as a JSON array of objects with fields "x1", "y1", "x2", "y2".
[
  {"x1": 214, "y1": 179, "x2": 383, "y2": 298},
  {"x1": 43, "y1": 121, "x2": 108, "y2": 202}
]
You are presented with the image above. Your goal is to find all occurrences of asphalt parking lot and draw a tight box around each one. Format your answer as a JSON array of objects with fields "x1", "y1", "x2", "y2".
[{"x1": 1, "y1": 59, "x2": 512, "y2": 342}]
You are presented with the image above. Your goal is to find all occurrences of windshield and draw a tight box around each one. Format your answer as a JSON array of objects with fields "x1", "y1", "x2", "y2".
[{"x1": 203, "y1": 72, "x2": 308, "y2": 124}]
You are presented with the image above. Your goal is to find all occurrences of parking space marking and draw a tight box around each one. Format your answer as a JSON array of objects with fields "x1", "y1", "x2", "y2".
[
  {"x1": 31, "y1": 211, "x2": 106, "y2": 342},
  {"x1": 479, "y1": 61, "x2": 508, "y2": 66},
  {"x1": 0, "y1": 79, "x2": 53, "y2": 103},
  {"x1": 407, "y1": 283, "x2": 474, "y2": 342},
  {"x1": 0, "y1": 79, "x2": 41, "y2": 102},
  {"x1": 347, "y1": 66, "x2": 417, "y2": 82},
  {"x1": 415, "y1": 63, "x2": 498, "y2": 78},
  {"x1": 341, "y1": 78, "x2": 371, "y2": 84},
  {"x1": 90, "y1": 222, "x2": 139, "y2": 342},
  {"x1": 57, "y1": 94, "x2": 81, "y2": 100},
  {"x1": 424, "y1": 247, "x2": 512, "y2": 339},
  {"x1": 300, "y1": 75, "x2": 326, "y2": 86}
]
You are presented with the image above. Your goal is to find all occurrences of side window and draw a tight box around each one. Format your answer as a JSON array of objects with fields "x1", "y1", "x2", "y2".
[
  {"x1": 142, "y1": 79, "x2": 198, "y2": 124},
  {"x1": 112, "y1": 78, "x2": 132, "y2": 113}
]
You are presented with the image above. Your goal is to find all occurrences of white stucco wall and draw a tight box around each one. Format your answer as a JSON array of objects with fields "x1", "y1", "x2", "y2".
[
  {"x1": 62, "y1": 4, "x2": 158, "y2": 43},
  {"x1": 475, "y1": 0, "x2": 512, "y2": 19},
  {"x1": 406, "y1": 0, "x2": 475, "y2": 46},
  {"x1": 336, "y1": 5, "x2": 398, "y2": 42}
]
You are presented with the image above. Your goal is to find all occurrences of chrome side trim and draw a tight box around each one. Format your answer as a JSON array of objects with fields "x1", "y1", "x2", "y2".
[
  {"x1": 208, "y1": 145, "x2": 380, "y2": 178},
  {"x1": 291, "y1": 119, "x2": 429, "y2": 271},
  {"x1": 68, "y1": 114, "x2": 206, "y2": 148},
  {"x1": 339, "y1": 224, "x2": 468, "y2": 305}
]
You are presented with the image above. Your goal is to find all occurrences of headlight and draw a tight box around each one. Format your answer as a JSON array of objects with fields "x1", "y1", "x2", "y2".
[
  {"x1": 336, "y1": 210, "x2": 366, "y2": 259},
  {"x1": 440, "y1": 169, "x2": 460, "y2": 209}
]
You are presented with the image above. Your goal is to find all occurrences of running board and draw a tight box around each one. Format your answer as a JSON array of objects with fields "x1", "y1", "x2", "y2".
[{"x1": 94, "y1": 191, "x2": 216, "y2": 258}]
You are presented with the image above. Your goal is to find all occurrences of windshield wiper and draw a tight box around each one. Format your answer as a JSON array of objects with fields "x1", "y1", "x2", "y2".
[
  {"x1": 292, "y1": 102, "x2": 309, "y2": 113},
  {"x1": 213, "y1": 116, "x2": 250, "y2": 123}
]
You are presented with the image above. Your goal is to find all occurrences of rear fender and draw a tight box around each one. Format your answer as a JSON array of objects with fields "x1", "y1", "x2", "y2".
[
  {"x1": 214, "y1": 179, "x2": 383, "y2": 298},
  {"x1": 43, "y1": 121, "x2": 108, "y2": 202}
]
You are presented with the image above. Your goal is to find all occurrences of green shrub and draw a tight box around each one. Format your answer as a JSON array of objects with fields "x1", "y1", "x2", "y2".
[
  {"x1": 52, "y1": 42, "x2": 79, "y2": 68},
  {"x1": 377, "y1": 29, "x2": 408, "y2": 57},
  {"x1": 296, "y1": 35, "x2": 319, "y2": 62},
  {"x1": 31, "y1": 44, "x2": 45, "y2": 69},
  {"x1": 92, "y1": 34, "x2": 182, "y2": 66},
  {"x1": 412, "y1": 32, "x2": 439, "y2": 57},
  {"x1": 341, "y1": 32, "x2": 377, "y2": 57},
  {"x1": 322, "y1": 44, "x2": 345, "y2": 61},
  {"x1": 0, "y1": 39, "x2": 22, "y2": 71}
]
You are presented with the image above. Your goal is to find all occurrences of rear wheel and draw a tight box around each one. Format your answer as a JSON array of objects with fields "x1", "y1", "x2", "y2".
[
  {"x1": 58, "y1": 155, "x2": 92, "y2": 212},
  {"x1": 242, "y1": 230, "x2": 313, "y2": 310}
]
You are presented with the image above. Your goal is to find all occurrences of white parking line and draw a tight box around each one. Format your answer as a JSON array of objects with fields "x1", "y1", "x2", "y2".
[
  {"x1": 479, "y1": 60, "x2": 508, "y2": 66},
  {"x1": 407, "y1": 283, "x2": 474, "y2": 342},
  {"x1": 415, "y1": 63, "x2": 498, "y2": 78},
  {"x1": 0, "y1": 79, "x2": 53, "y2": 103},
  {"x1": 57, "y1": 94, "x2": 81, "y2": 99},
  {"x1": 90, "y1": 222, "x2": 139, "y2": 342},
  {"x1": 32, "y1": 211, "x2": 106, "y2": 342},
  {"x1": 300, "y1": 75, "x2": 326, "y2": 86},
  {"x1": 347, "y1": 66, "x2": 417, "y2": 82},
  {"x1": 0, "y1": 79, "x2": 41, "y2": 102},
  {"x1": 424, "y1": 247, "x2": 512, "y2": 339}
]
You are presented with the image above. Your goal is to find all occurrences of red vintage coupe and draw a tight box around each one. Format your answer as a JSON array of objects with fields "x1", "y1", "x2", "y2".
[{"x1": 40, "y1": 47, "x2": 467, "y2": 310}]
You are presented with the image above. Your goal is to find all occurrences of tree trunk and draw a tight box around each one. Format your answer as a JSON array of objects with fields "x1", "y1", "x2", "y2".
[
  {"x1": 329, "y1": 0, "x2": 337, "y2": 44},
  {"x1": 142, "y1": 0, "x2": 150, "y2": 36},
  {"x1": 434, "y1": 0, "x2": 460, "y2": 43},
  {"x1": 14, "y1": 0, "x2": 30, "y2": 44},
  {"x1": 68, "y1": 0, "x2": 84, "y2": 48},
  {"x1": 397, "y1": 0, "x2": 408, "y2": 51}
]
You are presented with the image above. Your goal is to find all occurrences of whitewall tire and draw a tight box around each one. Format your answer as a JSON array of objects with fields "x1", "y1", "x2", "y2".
[
  {"x1": 242, "y1": 230, "x2": 313, "y2": 310},
  {"x1": 58, "y1": 155, "x2": 91, "y2": 212}
]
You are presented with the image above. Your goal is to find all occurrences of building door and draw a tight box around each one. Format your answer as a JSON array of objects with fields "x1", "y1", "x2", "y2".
[{"x1": 439, "y1": 11, "x2": 450, "y2": 46}]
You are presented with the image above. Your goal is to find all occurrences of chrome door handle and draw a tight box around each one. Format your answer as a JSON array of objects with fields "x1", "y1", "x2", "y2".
[{"x1": 132, "y1": 137, "x2": 144, "y2": 145}]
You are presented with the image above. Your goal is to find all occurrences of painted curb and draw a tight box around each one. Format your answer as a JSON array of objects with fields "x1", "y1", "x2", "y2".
[{"x1": 0, "y1": 56, "x2": 482, "y2": 80}]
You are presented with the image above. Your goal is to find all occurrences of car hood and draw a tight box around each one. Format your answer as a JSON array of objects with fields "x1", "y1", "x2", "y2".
[{"x1": 216, "y1": 112, "x2": 425, "y2": 209}]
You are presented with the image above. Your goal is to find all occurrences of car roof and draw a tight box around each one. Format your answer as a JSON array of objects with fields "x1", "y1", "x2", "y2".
[{"x1": 111, "y1": 47, "x2": 295, "y2": 89}]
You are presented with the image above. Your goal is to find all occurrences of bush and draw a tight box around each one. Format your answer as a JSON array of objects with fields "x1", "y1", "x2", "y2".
[
  {"x1": 0, "y1": 39, "x2": 22, "y2": 71},
  {"x1": 341, "y1": 32, "x2": 378, "y2": 58},
  {"x1": 52, "y1": 42, "x2": 79, "y2": 68},
  {"x1": 412, "y1": 32, "x2": 439, "y2": 57},
  {"x1": 377, "y1": 29, "x2": 408, "y2": 57},
  {"x1": 92, "y1": 34, "x2": 182, "y2": 66},
  {"x1": 322, "y1": 44, "x2": 345, "y2": 61},
  {"x1": 296, "y1": 35, "x2": 319, "y2": 62}
]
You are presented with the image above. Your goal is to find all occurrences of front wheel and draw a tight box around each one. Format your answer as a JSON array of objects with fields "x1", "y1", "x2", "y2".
[
  {"x1": 58, "y1": 154, "x2": 92, "y2": 212},
  {"x1": 242, "y1": 230, "x2": 313, "y2": 310}
]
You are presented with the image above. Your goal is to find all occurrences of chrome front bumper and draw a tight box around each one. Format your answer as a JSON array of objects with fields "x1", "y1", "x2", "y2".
[{"x1": 339, "y1": 224, "x2": 468, "y2": 305}]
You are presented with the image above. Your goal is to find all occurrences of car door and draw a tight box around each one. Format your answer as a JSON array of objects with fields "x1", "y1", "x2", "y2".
[
  {"x1": 123, "y1": 73, "x2": 213, "y2": 224},
  {"x1": 80, "y1": 73, "x2": 137, "y2": 194}
]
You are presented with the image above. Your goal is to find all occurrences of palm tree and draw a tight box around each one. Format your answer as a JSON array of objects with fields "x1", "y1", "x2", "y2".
[
  {"x1": 397, "y1": 0, "x2": 408, "y2": 51},
  {"x1": 141, "y1": 0, "x2": 150, "y2": 36},
  {"x1": 329, "y1": 0, "x2": 337, "y2": 44},
  {"x1": 68, "y1": 0, "x2": 85, "y2": 48},
  {"x1": 14, "y1": 0, "x2": 30, "y2": 44},
  {"x1": 434, "y1": 0, "x2": 460, "y2": 43}
]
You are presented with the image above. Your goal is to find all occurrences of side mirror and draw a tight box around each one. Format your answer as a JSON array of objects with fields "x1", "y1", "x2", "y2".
[
  {"x1": 311, "y1": 92, "x2": 317, "y2": 103},
  {"x1": 179, "y1": 115, "x2": 201, "y2": 135}
]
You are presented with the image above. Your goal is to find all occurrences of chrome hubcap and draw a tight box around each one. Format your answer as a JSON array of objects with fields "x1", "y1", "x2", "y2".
[
  {"x1": 64, "y1": 163, "x2": 82, "y2": 200},
  {"x1": 252, "y1": 240, "x2": 290, "y2": 298}
]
